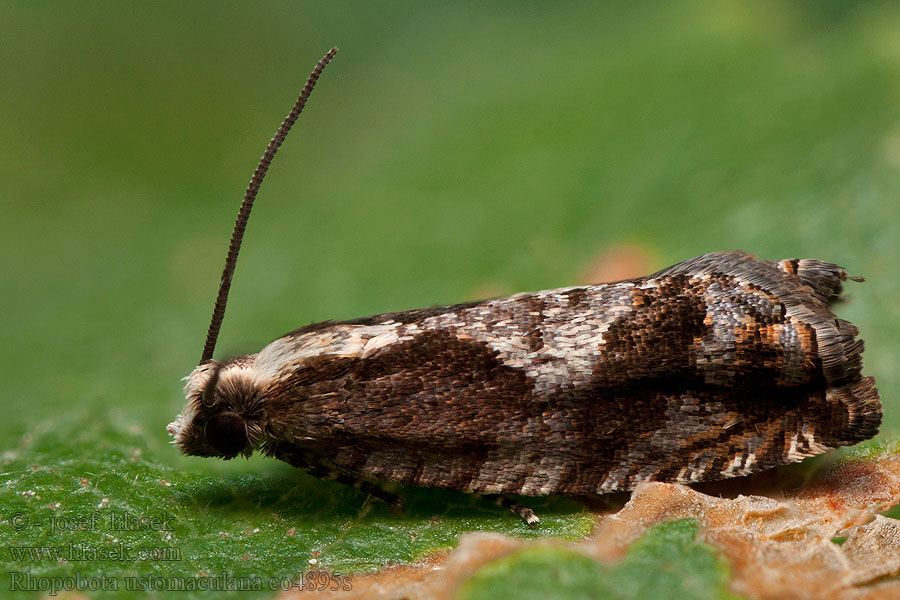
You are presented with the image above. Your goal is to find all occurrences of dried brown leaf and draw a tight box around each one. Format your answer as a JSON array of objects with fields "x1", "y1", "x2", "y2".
[{"x1": 281, "y1": 452, "x2": 900, "y2": 600}]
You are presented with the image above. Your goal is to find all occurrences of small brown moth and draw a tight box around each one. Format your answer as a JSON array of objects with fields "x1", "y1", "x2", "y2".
[{"x1": 169, "y1": 48, "x2": 881, "y2": 525}]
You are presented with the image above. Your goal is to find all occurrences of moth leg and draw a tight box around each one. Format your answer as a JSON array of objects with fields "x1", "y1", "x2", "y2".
[
  {"x1": 482, "y1": 494, "x2": 540, "y2": 526},
  {"x1": 274, "y1": 446, "x2": 405, "y2": 508},
  {"x1": 307, "y1": 465, "x2": 405, "y2": 509}
]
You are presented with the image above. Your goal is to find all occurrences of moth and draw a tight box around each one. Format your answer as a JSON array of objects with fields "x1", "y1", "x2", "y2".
[{"x1": 169, "y1": 48, "x2": 881, "y2": 525}]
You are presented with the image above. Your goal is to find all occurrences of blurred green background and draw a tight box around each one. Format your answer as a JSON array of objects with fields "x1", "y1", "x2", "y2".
[{"x1": 1, "y1": 0, "x2": 899, "y2": 595}]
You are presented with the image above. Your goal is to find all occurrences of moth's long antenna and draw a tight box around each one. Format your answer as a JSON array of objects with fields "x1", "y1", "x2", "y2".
[{"x1": 201, "y1": 47, "x2": 339, "y2": 363}]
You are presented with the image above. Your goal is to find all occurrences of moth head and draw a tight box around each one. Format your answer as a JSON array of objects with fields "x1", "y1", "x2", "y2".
[
  {"x1": 168, "y1": 358, "x2": 267, "y2": 459},
  {"x1": 170, "y1": 48, "x2": 338, "y2": 459}
]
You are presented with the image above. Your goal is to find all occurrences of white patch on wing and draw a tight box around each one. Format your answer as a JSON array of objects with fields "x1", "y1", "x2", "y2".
[
  {"x1": 418, "y1": 282, "x2": 636, "y2": 393},
  {"x1": 519, "y1": 455, "x2": 565, "y2": 495},
  {"x1": 241, "y1": 280, "x2": 638, "y2": 394},
  {"x1": 786, "y1": 433, "x2": 800, "y2": 459},
  {"x1": 742, "y1": 452, "x2": 756, "y2": 473},
  {"x1": 721, "y1": 454, "x2": 745, "y2": 477},
  {"x1": 599, "y1": 467, "x2": 629, "y2": 492},
  {"x1": 801, "y1": 424, "x2": 828, "y2": 454},
  {"x1": 255, "y1": 323, "x2": 405, "y2": 378},
  {"x1": 362, "y1": 329, "x2": 401, "y2": 357}
]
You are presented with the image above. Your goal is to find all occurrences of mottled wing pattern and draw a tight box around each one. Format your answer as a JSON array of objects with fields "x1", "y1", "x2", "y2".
[{"x1": 262, "y1": 252, "x2": 880, "y2": 496}]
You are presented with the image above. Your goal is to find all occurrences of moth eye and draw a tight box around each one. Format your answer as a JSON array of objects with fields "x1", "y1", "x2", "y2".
[{"x1": 204, "y1": 413, "x2": 248, "y2": 455}]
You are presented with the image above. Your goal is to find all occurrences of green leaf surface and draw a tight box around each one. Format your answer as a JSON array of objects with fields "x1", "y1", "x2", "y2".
[
  {"x1": 458, "y1": 519, "x2": 743, "y2": 600},
  {"x1": 1, "y1": 413, "x2": 592, "y2": 599}
]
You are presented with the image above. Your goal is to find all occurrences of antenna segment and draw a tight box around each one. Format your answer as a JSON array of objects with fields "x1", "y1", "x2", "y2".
[{"x1": 200, "y1": 47, "x2": 339, "y2": 363}]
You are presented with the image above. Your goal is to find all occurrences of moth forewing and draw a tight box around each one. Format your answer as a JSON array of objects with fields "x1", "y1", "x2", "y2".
[{"x1": 169, "y1": 49, "x2": 881, "y2": 525}]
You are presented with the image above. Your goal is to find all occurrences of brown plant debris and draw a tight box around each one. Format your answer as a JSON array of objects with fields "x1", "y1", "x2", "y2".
[{"x1": 281, "y1": 450, "x2": 900, "y2": 600}]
